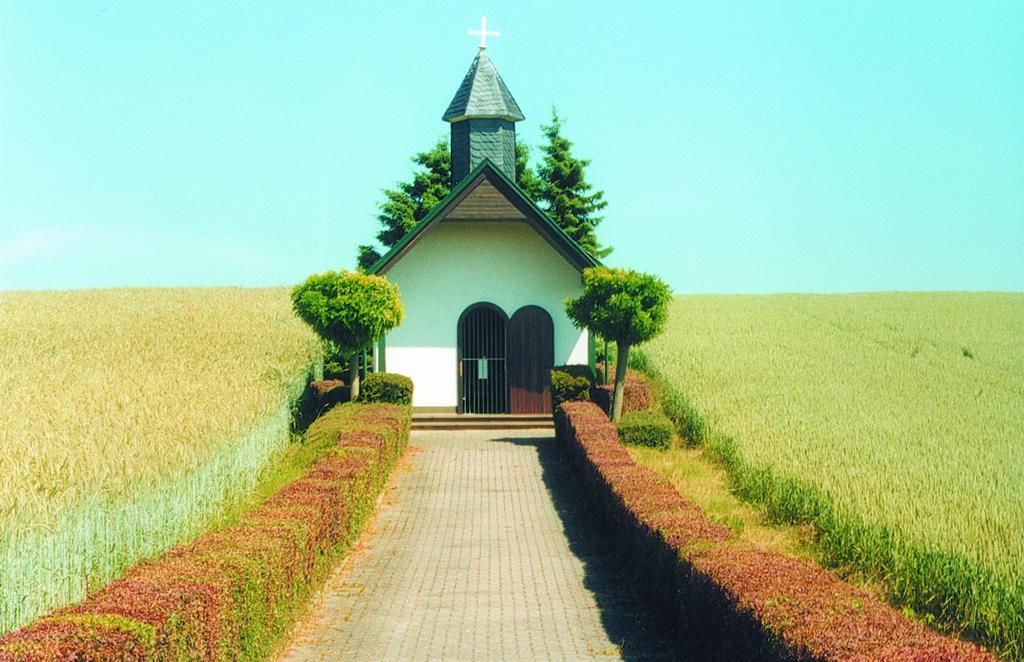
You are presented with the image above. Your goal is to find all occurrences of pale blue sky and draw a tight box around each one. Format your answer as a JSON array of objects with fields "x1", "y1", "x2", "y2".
[{"x1": 1, "y1": 1, "x2": 1021, "y2": 292}]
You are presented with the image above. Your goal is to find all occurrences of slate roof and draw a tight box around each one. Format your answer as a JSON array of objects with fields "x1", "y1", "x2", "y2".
[
  {"x1": 442, "y1": 51, "x2": 525, "y2": 123},
  {"x1": 366, "y1": 159, "x2": 600, "y2": 276}
]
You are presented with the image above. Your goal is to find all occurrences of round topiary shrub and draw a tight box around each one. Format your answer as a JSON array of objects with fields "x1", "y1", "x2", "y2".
[
  {"x1": 291, "y1": 270, "x2": 404, "y2": 400},
  {"x1": 616, "y1": 409, "x2": 674, "y2": 450},
  {"x1": 360, "y1": 373, "x2": 413, "y2": 405},
  {"x1": 565, "y1": 267, "x2": 670, "y2": 422},
  {"x1": 551, "y1": 367, "x2": 592, "y2": 407}
]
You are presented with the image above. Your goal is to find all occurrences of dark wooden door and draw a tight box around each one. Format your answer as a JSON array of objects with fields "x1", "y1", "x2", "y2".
[{"x1": 508, "y1": 305, "x2": 554, "y2": 414}]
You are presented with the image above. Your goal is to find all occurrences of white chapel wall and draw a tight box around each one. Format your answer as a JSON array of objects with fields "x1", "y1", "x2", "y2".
[{"x1": 383, "y1": 221, "x2": 589, "y2": 408}]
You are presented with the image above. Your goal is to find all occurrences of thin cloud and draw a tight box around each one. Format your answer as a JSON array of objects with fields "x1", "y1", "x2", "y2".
[
  {"x1": 0, "y1": 227, "x2": 87, "y2": 265},
  {"x1": 0, "y1": 225, "x2": 276, "y2": 288}
]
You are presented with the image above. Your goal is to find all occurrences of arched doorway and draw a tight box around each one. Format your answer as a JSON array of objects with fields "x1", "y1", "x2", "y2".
[
  {"x1": 457, "y1": 303, "x2": 508, "y2": 414},
  {"x1": 508, "y1": 306, "x2": 554, "y2": 414}
]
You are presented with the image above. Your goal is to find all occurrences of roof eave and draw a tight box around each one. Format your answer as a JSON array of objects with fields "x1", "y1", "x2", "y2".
[
  {"x1": 442, "y1": 112, "x2": 526, "y2": 123},
  {"x1": 479, "y1": 158, "x2": 602, "y2": 270},
  {"x1": 366, "y1": 158, "x2": 602, "y2": 275},
  {"x1": 364, "y1": 161, "x2": 491, "y2": 275}
]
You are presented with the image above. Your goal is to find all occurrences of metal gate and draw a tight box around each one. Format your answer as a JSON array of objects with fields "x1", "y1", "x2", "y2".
[{"x1": 458, "y1": 304, "x2": 508, "y2": 414}]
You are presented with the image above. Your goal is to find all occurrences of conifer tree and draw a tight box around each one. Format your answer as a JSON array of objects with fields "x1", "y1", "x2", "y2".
[
  {"x1": 537, "y1": 108, "x2": 611, "y2": 258},
  {"x1": 357, "y1": 134, "x2": 558, "y2": 270},
  {"x1": 356, "y1": 138, "x2": 452, "y2": 271},
  {"x1": 515, "y1": 142, "x2": 542, "y2": 201}
]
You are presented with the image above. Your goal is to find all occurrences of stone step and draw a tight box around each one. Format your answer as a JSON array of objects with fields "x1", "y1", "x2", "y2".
[
  {"x1": 412, "y1": 414, "x2": 554, "y2": 431},
  {"x1": 414, "y1": 424, "x2": 554, "y2": 431}
]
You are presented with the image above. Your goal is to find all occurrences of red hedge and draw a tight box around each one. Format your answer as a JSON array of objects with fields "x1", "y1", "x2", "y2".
[
  {"x1": 591, "y1": 373, "x2": 653, "y2": 415},
  {"x1": 309, "y1": 379, "x2": 351, "y2": 411},
  {"x1": 556, "y1": 401, "x2": 991, "y2": 661},
  {"x1": 0, "y1": 403, "x2": 410, "y2": 661}
]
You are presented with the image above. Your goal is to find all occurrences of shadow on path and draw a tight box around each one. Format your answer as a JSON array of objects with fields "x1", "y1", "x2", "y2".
[{"x1": 493, "y1": 435, "x2": 691, "y2": 661}]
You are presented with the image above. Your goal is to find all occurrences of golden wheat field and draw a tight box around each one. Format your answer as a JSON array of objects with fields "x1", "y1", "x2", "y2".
[
  {"x1": 0, "y1": 288, "x2": 321, "y2": 634},
  {"x1": 641, "y1": 292, "x2": 1024, "y2": 656}
]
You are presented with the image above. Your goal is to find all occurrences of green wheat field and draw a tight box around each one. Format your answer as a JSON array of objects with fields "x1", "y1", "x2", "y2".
[
  {"x1": 0, "y1": 288, "x2": 321, "y2": 635},
  {"x1": 642, "y1": 292, "x2": 1024, "y2": 655}
]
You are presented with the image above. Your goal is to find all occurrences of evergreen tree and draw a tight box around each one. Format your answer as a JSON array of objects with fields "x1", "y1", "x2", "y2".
[
  {"x1": 356, "y1": 122, "x2": 601, "y2": 270},
  {"x1": 537, "y1": 108, "x2": 611, "y2": 258},
  {"x1": 515, "y1": 142, "x2": 542, "y2": 201},
  {"x1": 357, "y1": 138, "x2": 452, "y2": 271}
]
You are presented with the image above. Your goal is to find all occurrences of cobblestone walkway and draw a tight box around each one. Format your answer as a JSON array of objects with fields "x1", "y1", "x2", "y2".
[{"x1": 280, "y1": 430, "x2": 680, "y2": 661}]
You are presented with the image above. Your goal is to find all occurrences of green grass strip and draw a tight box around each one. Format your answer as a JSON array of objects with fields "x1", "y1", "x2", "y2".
[{"x1": 633, "y1": 349, "x2": 1020, "y2": 658}]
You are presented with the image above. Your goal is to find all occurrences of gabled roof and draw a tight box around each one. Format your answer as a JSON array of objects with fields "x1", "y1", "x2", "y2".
[
  {"x1": 442, "y1": 51, "x2": 525, "y2": 123},
  {"x1": 366, "y1": 159, "x2": 601, "y2": 276}
]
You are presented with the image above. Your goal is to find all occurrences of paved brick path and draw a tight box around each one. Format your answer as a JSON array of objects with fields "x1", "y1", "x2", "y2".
[{"x1": 280, "y1": 430, "x2": 680, "y2": 661}]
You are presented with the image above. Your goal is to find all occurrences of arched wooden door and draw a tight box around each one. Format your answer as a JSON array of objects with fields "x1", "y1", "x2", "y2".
[
  {"x1": 508, "y1": 305, "x2": 554, "y2": 414},
  {"x1": 458, "y1": 303, "x2": 508, "y2": 414}
]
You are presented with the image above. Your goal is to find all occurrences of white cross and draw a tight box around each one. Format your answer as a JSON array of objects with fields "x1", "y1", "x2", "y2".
[{"x1": 467, "y1": 16, "x2": 500, "y2": 50}]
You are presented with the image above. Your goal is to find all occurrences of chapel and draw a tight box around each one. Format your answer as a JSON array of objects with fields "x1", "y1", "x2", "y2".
[{"x1": 367, "y1": 33, "x2": 599, "y2": 414}]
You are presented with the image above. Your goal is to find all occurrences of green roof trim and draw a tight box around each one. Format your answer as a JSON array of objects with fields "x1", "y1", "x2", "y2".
[
  {"x1": 365, "y1": 158, "x2": 601, "y2": 276},
  {"x1": 442, "y1": 51, "x2": 525, "y2": 123}
]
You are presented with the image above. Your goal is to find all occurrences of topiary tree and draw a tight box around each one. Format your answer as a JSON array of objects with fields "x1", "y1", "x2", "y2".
[
  {"x1": 566, "y1": 267, "x2": 671, "y2": 422},
  {"x1": 291, "y1": 270, "x2": 404, "y2": 400}
]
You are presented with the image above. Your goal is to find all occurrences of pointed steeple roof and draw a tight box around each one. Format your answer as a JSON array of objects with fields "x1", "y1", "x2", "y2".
[{"x1": 442, "y1": 50, "x2": 525, "y2": 123}]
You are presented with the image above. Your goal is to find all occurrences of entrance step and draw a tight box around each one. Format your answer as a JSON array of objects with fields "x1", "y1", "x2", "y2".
[{"x1": 412, "y1": 413, "x2": 554, "y2": 431}]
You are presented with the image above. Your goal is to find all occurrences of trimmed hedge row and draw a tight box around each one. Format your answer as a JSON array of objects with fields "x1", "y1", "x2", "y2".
[
  {"x1": 591, "y1": 374, "x2": 652, "y2": 415},
  {"x1": 616, "y1": 409, "x2": 674, "y2": 449},
  {"x1": 311, "y1": 379, "x2": 350, "y2": 410},
  {"x1": 293, "y1": 379, "x2": 350, "y2": 431},
  {"x1": 555, "y1": 401, "x2": 991, "y2": 661},
  {"x1": 551, "y1": 370, "x2": 592, "y2": 407},
  {"x1": 551, "y1": 364, "x2": 653, "y2": 415},
  {"x1": 0, "y1": 404, "x2": 410, "y2": 661},
  {"x1": 360, "y1": 372, "x2": 413, "y2": 405}
]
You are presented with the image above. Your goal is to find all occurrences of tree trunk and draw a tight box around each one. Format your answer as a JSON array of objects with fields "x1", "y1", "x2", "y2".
[
  {"x1": 603, "y1": 339, "x2": 610, "y2": 385},
  {"x1": 612, "y1": 342, "x2": 630, "y2": 423},
  {"x1": 349, "y1": 354, "x2": 361, "y2": 401}
]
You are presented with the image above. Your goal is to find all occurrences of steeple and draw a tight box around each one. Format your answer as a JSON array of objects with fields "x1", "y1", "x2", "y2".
[{"x1": 443, "y1": 35, "x2": 524, "y2": 187}]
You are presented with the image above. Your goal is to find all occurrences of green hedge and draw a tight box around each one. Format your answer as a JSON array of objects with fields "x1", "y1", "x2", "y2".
[
  {"x1": 360, "y1": 372, "x2": 413, "y2": 405},
  {"x1": 550, "y1": 365, "x2": 593, "y2": 407},
  {"x1": 552, "y1": 364, "x2": 595, "y2": 382},
  {"x1": 293, "y1": 379, "x2": 351, "y2": 432},
  {"x1": 616, "y1": 409, "x2": 673, "y2": 449}
]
